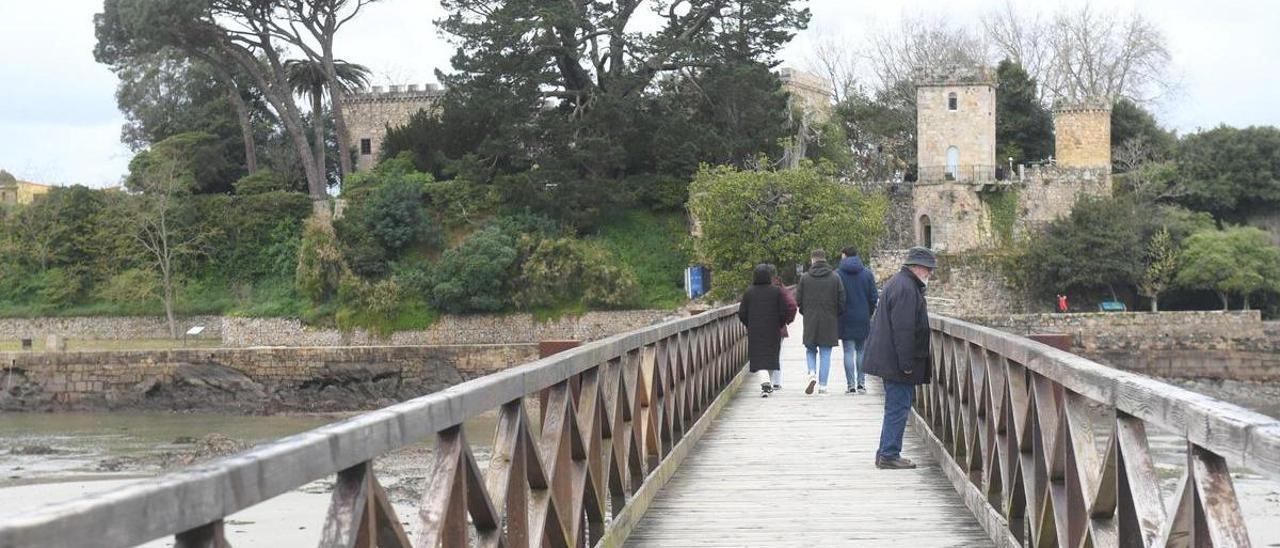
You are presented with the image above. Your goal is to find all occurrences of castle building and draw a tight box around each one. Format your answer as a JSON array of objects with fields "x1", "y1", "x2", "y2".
[
  {"x1": 778, "y1": 68, "x2": 833, "y2": 122},
  {"x1": 341, "y1": 84, "x2": 445, "y2": 172},
  {"x1": 0, "y1": 176, "x2": 52, "y2": 206},
  {"x1": 908, "y1": 65, "x2": 1112, "y2": 253}
]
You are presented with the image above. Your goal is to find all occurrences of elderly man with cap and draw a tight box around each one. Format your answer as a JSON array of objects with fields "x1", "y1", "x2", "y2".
[{"x1": 864, "y1": 246, "x2": 936, "y2": 469}]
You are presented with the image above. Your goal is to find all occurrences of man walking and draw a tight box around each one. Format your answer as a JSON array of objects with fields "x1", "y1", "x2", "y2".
[
  {"x1": 795, "y1": 249, "x2": 845, "y2": 395},
  {"x1": 836, "y1": 246, "x2": 877, "y2": 394},
  {"x1": 864, "y1": 247, "x2": 936, "y2": 469}
]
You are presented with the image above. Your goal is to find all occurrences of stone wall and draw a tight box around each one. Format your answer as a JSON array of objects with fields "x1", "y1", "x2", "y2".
[
  {"x1": 220, "y1": 310, "x2": 674, "y2": 347},
  {"x1": 966, "y1": 311, "x2": 1280, "y2": 381},
  {"x1": 1054, "y1": 103, "x2": 1112, "y2": 168},
  {"x1": 868, "y1": 250, "x2": 1035, "y2": 318},
  {"x1": 0, "y1": 316, "x2": 224, "y2": 341},
  {"x1": 342, "y1": 85, "x2": 444, "y2": 171},
  {"x1": 1017, "y1": 166, "x2": 1110, "y2": 237},
  {"x1": 0, "y1": 344, "x2": 539, "y2": 413},
  {"x1": 0, "y1": 310, "x2": 673, "y2": 347}
]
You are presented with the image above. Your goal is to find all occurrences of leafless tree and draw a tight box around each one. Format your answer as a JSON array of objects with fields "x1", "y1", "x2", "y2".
[
  {"x1": 807, "y1": 33, "x2": 859, "y2": 104},
  {"x1": 982, "y1": 1, "x2": 1052, "y2": 99},
  {"x1": 126, "y1": 161, "x2": 209, "y2": 339},
  {"x1": 1113, "y1": 136, "x2": 1188, "y2": 203},
  {"x1": 986, "y1": 3, "x2": 1172, "y2": 105},
  {"x1": 865, "y1": 14, "x2": 988, "y2": 99}
]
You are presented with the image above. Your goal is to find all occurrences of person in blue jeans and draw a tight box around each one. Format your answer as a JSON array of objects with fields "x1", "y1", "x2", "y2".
[
  {"x1": 836, "y1": 246, "x2": 878, "y2": 394},
  {"x1": 795, "y1": 249, "x2": 846, "y2": 395},
  {"x1": 863, "y1": 247, "x2": 935, "y2": 469}
]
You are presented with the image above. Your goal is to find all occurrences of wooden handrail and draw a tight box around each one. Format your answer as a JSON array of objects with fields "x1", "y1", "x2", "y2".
[
  {"x1": 916, "y1": 314, "x2": 1280, "y2": 547},
  {"x1": 0, "y1": 305, "x2": 748, "y2": 548}
]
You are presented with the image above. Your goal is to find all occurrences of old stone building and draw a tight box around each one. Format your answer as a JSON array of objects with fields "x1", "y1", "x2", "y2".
[
  {"x1": 907, "y1": 65, "x2": 1112, "y2": 253},
  {"x1": 0, "y1": 173, "x2": 52, "y2": 206},
  {"x1": 341, "y1": 84, "x2": 445, "y2": 172},
  {"x1": 778, "y1": 67, "x2": 833, "y2": 122}
]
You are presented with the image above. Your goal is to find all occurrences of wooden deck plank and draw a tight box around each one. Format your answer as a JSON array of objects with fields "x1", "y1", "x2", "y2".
[{"x1": 625, "y1": 314, "x2": 992, "y2": 547}]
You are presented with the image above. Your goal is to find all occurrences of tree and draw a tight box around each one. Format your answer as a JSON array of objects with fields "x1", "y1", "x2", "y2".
[
  {"x1": 125, "y1": 132, "x2": 235, "y2": 194},
  {"x1": 1138, "y1": 226, "x2": 1179, "y2": 312},
  {"x1": 286, "y1": 59, "x2": 370, "y2": 185},
  {"x1": 995, "y1": 59, "x2": 1053, "y2": 164},
  {"x1": 1177, "y1": 227, "x2": 1280, "y2": 310},
  {"x1": 95, "y1": 0, "x2": 330, "y2": 204},
  {"x1": 984, "y1": 4, "x2": 1173, "y2": 104},
  {"x1": 125, "y1": 157, "x2": 211, "y2": 338},
  {"x1": 1111, "y1": 99, "x2": 1176, "y2": 159},
  {"x1": 1024, "y1": 196, "x2": 1145, "y2": 301},
  {"x1": 827, "y1": 83, "x2": 916, "y2": 180},
  {"x1": 1175, "y1": 125, "x2": 1280, "y2": 221},
  {"x1": 688, "y1": 162, "x2": 887, "y2": 299},
  {"x1": 866, "y1": 14, "x2": 988, "y2": 103}
]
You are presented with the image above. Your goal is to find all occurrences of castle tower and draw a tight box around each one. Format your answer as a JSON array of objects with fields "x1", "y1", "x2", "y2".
[
  {"x1": 915, "y1": 65, "x2": 997, "y2": 182},
  {"x1": 1053, "y1": 100, "x2": 1112, "y2": 168},
  {"x1": 342, "y1": 84, "x2": 445, "y2": 172}
]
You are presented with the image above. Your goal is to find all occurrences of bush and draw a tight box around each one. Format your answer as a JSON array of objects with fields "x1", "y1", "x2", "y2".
[
  {"x1": 233, "y1": 170, "x2": 292, "y2": 195},
  {"x1": 622, "y1": 174, "x2": 689, "y2": 211},
  {"x1": 591, "y1": 211, "x2": 690, "y2": 308},
  {"x1": 95, "y1": 268, "x2": 160, "y2": 305},
  {"x1": 35, "y1": 268, "x2": 86, "y2": 306},
  {"x1": 428, "y1": 226, "x2": 519, "y2": 313},
  {"x1": 582, "y1": 261, "x2": 640, "y2": 309},
  {"x1": 515, "y1": 238, "x2": 587, "y2": 309},
  {"x1": 296, "y1": 217, "x2": 348, "y2": 304}
]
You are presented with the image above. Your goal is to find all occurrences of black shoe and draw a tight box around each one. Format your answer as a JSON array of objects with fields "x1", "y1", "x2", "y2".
[
  {"x1": 760, "y1": 382, "x2": 773, "y2": 397},
  {"x1": 857, "y1": 385, "x2": 867, "y2": 394},
  {"x1": 846, "y1": 386, "x2": 857, "y2": 394},
  {"x1": 772, "y1": 384, "x2": 782, "y2": 391},
  {"x1": 875, "y1": 457, "x2": 917, "y2": 470}
]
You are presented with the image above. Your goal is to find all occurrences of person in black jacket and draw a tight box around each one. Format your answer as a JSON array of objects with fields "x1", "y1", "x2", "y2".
[
  {"x1": 738, "y1": 264, "x2": 796, "y2": 397},
  {"x1": 864, "y1": 247, "x2": 936, "y2": 469}
]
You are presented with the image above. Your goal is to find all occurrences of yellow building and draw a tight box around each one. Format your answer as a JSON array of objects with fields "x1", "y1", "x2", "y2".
[{"x1": 0, "y1": 172, "x2": 53, "y2": 205}]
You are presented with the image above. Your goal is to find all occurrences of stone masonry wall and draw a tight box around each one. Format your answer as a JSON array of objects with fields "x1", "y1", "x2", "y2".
[
  {"x1": 0, "y1": 344, "x2": 539, "y2": 413},
  {"x1": 916, "y1": 82, "x2": 997, "y2": 177},
  {"x1": 220, "y1": 310, "x2": 674, "y2": 347},
  {"x1": 0, "y1": 316, "x2": 224, "y2": 341},
  {"x1": 343, "y1": 86, "x2": 443, "y2": 171},
  {"x1": 966, "y1": 311, "x2": 1280, "y2": 381},
  {"x1": 1054, "y1": 105, "x2": 1112, "y2": 168},
  {"x1": 868, "y1": 250, "x2": 1035, "y2": 318},
  {"x1": 0, "y1": 310, "x2": 673, "y2": 347}
]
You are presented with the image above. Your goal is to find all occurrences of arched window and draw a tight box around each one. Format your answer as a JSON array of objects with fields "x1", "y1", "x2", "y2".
[
  {"x1": 947, "y1": 92, "x2": 958, "y2": 111},
  {"x1": 919, "y1": 215, "x2": 933, "y2": 249},
  {"x1": 946, "y1": 146, "x2": 960, "y2": 180}
]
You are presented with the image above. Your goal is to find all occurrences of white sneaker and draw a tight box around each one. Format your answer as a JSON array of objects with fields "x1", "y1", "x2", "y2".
[
  {"x1": 805, "y1": 375, "x2": 817, "y2": 395},
  {"x1": 818, "y1": 386, "x2": 829, "y2": 395}
]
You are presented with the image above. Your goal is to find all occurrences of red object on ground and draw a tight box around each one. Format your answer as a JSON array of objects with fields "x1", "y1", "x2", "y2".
[{"x1": 1057, "y1": 294, "x2": 1068, "y2": 313}]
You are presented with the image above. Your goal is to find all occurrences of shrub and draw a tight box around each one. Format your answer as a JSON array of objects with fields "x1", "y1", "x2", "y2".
[
  {"x1": 582, "y1": 261, "x2": 640, "y2": 309},
  {"x1": 233, "y1": 170, "x2": 292, "y2": 195},
  {"x1": 296, "y1": 217, "x2": 348, "y2": 304},
  {"x1": 428, "y1": 226, "x2": 519, "y2": 313},
  {"x1": 35, "y1": 268, "x2": 86, "y2": 306},
  {"x1": 515, "y1": 238, "x2": 587, "y2": 309},
  {"x1": 95, "y1": 268, "x2": 160, "y2": 305}
]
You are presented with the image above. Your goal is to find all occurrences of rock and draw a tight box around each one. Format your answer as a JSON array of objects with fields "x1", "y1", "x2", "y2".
[
  {"x1": 11, "y1": 445, "x2": 60, "y2": 455},
  {"x1": 172, "y1": 436, "x2": 198, "y2": 445}
]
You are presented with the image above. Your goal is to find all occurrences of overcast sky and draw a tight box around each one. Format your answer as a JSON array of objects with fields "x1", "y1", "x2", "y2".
[{"x1": 1, "y1": 0, "x2": 1277, "y2": 188}]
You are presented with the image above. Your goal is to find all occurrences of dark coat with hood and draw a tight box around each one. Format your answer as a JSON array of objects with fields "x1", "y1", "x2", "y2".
[
  {"x1": 837, "y1": 256, "x2": 878, "y2": 342},
  {"x1": 738, "y1": 266, "x2": 796, "y2": 371},
  {"x1": 795, "y1": 260, "x2": 846, "y2": 347},
  {"x1": 863, "y1": 267, "x2": 932, "y2": 385}
]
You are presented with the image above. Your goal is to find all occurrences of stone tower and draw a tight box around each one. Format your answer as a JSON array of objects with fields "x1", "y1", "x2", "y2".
[
  {"x1": 342, "y1": 84, "x2": 445, "y2": 172},
  {"x1": 915, "y1": 65, "x2": 997, "y2": 182},
  {"x1": 1054, "y1": 100, "x2": 1112, "y2": 168}
]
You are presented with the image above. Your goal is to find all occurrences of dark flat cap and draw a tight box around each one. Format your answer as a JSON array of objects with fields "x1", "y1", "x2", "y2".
[{"x1": 904, "y1": 246, "x2": 937, "y2": 269}]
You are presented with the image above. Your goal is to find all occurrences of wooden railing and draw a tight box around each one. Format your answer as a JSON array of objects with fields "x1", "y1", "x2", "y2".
[
  {"x1": 0, "y1": 305, "x2": 748, "y2": 548},
  {"x1": 916, "y1": 315, "x2": 1280, "y2": 547}
]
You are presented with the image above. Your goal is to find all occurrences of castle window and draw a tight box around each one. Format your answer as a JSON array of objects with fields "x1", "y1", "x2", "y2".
[
  {"x1": 360, "y1": 138, "x2": 372, "y2": 155},
  {"x1": 947, "y1": 92, "x2": 957, "y2": 111},
  {"x1": 946, "y1": 146, "x2": 960, "y2": 180},
  {"x1": 919, "y1": 215, "x2": 933, "y2": 249}
]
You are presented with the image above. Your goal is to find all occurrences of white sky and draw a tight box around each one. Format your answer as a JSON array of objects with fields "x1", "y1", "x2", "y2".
[{"x1": 1, "y1": 0, "x2": 1277, "y2": 188}]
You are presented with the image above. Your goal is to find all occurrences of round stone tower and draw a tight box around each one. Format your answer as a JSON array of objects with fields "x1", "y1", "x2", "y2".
[{"x1": 1053, "y1": 100, "x2": 1112, "y2": 169}]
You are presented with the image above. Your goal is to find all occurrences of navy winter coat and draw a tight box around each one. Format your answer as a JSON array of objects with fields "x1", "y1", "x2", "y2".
[
  {"x1": 863, "y1": 267, "x2": 932, "y2": 385},
  {"x1": 836, "y1": 256, "x2": 878, "y2": 342}
]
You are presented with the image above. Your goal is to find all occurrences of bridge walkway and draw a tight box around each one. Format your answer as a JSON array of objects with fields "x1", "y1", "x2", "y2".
[{"x1": 626, "y1": 314, "x2": 991, "y2": 547}]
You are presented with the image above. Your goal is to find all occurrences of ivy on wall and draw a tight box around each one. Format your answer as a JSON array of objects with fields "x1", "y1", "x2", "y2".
[{"x1": 980, "y1": 188, "x2": 1020, "y2": 246}]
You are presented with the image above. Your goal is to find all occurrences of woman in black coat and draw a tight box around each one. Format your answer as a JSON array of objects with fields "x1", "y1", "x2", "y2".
[{"x1": 738, "y1": 264, "x2": 796, "y2": 397}]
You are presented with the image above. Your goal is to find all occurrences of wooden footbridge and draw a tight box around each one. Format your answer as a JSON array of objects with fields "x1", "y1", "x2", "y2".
[{"x1": 2, "y1": 302, "x2": 1279, "y2": 547}]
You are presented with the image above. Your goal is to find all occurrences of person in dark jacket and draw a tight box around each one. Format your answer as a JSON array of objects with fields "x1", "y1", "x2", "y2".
[
  {"x1": 795, "y1": 249, "x2": 846, "y2": 395},
  {"x1": 773, "y1": 276, "x2": 798, "y2": 389},
  {"x1": 836, "y1": 246, "x2": 878, "y2": 394},
  {"x1": 864, "y1": 247, "x2": 936, "y2": 469},
  {"x1": 739, "y1": 264, "x2": 796, "y2": 397}
]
